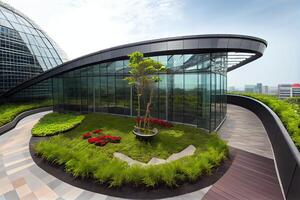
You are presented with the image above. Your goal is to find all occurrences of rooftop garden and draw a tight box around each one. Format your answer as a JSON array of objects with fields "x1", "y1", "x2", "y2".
[
  {"x1": 34, "y1": 112, "x2": 228, "y2": 188},
  {"x1": 33, "y1": 52, "x2": 227, "y2": 188},
  {"x1": 231, "y1": 93, "x2": 300, "y2": 150},
  {"x1": 0, "y1": 100, "x2": 52, "y2": 127}
]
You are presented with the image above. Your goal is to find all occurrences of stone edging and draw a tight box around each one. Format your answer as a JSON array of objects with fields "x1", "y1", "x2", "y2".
[
  {"x1": 0, "y1": 106, "x2": 53, "y2": 136},
  {"x1": 114, "y1": 145, "x2": 196, "y2": 166}
]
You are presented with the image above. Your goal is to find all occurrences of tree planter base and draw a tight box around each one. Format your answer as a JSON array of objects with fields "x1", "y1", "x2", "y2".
[{"x1": 132, "y1": 126, "x2": 158, "y2": 140}]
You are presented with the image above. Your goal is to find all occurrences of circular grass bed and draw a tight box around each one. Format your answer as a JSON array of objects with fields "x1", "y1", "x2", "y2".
[
  {"x1": 34, "y1": 113, "x2": 228, "y2": 188},
  {"x1": 32, "y1": 112, "x2": 85, "y2": 136}
]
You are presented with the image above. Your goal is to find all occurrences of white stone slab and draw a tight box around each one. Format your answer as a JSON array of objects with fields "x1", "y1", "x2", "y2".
[{"x1": 113, "y1": 145, "x2": 196, "y2": 166}]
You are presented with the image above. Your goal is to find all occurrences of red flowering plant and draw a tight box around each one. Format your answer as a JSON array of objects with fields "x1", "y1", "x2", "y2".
[
  {"x1": 136, "y1": 117, "x2": 173, "y2": 128},
  {"x1": 82, "y1": 132, "x2": 92, "y2": 139},
  {"x1": 93, "y1": 129, "x2": 103, "y2": 134},
  {"x1": 88, "y1": 137, "x2": 100, "y2": 144}
]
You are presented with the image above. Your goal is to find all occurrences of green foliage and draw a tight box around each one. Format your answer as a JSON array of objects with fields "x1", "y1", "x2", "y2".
[
  {"x1": 124, "y1": 52, "x2": 166, "y2": 128},
  {"x1": 34, "y1": 113, "x2": 228, "y2": 188},
  {"x1": 32, "y1": 112, "x2": 85, "y2": 136},
  {"x1": 232, "y1": 93, "x2": 300, "y2": 150},
  {"x1": 0, "y1": 100, "x2": 52, "y2": 127}
]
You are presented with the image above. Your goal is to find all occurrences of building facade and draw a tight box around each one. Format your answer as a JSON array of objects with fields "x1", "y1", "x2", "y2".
[
  {"x1": 278, "y1": 83, "x2": 300, "y2": 99},
  {"x1": 1, "y1": 34, "x2": 267, "y2": 132},
  {"x1": 0, "y1": 2, "x2": 67, "y2": 95}
]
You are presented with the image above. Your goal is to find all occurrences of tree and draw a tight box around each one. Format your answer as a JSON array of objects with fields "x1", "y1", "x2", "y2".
[{"x1": 124, "y1": 52, "x2": 166, "y2": 131}]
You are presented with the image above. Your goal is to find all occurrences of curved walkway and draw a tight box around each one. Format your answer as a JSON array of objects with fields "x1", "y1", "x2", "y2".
[
  {"x1": 203, "y1": 104, "x2": 283, "y2": 200},
  {"x1": 0, "y1": 105, "x2": 284, "y2": 200},
  {"x1": 0, "y1": 112, "x2": 210, "y2": 200}
]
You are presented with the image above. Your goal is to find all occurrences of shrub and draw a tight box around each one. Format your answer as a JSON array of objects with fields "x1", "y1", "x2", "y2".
[
  {"x1": 0, "y1": 100, "x2": 51, "y2": 127},
  {"x1": 32, "y1": 112, "x2": 85, "y2": 136},
  {"x1": 34, "y1": 113, "x2": 228, "y2": 188}
]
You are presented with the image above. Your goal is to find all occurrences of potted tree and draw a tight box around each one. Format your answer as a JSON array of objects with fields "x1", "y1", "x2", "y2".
[{"x1": 124, "y1": 52, "x2": 166, "y2": 139}]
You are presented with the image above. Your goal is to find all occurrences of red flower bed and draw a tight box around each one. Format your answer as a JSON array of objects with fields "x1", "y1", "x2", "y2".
[
  {"x1": 93, "y1": 129, "x2": 103, "y2": 134},
  {"x1": 88, "y1": 137, "x2": 100, "y2": 144},
  {"x1": 82, "y1": 132, "x2": 92, "y2": 139},
  {"x1": 136, "y1": 117, "x2": 173, "y2": 128},
  {"x1": 86, "y1": 134, "x2": 122, "y2": 146},
  {"x1": 95, "y1": 140, "x2": 109, "y2": 146}
]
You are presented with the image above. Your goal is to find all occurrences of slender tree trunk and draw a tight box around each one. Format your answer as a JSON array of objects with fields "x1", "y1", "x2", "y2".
[{"x1": 143, "y1": 87, "x2": 154, "y2": 129}]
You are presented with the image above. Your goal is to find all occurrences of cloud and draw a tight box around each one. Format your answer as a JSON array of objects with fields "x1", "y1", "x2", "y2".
[{"x1": 44, "y1": 0, "x2": 185, "y2": 59}]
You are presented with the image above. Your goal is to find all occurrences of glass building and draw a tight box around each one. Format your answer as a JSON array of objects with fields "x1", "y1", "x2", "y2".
[
  {"x1": 0, "y1": 2, "x2": 67, "y2": 95},
  {"x1": 2, "y1": 35, "x2": 267, "y2": 132}
]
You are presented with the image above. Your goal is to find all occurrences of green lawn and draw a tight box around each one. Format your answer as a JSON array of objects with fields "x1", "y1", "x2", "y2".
[
  {"x1": 231, "y1": 93, "x2": 300, "y2": 150},
  {"x1": 34, "y1": 113, "x2": 228, "y2": 188},
  {"x1": 0, "y1": 100, "x2": 52, "y2": 127},
  {"x1": 32, "y1": 112, "x2": 85, "y2": 136}
]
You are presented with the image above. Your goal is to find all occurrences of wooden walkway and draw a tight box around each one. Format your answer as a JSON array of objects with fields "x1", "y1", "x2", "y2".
[
  {"x1": 203, "y1": 148, "x2": 284, "y2": 200},
  {"x1": 203, "y1": 104, "x2": 285, "y2": 200}
]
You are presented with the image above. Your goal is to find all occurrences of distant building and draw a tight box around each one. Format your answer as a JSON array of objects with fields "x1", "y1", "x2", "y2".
[
  {"x1": 256, "y1": 83, "x2": 263, "y2": 94},
  {"x1": 245, "y1": 85, "x2": 256, "y2": 93},
  {"x1": 278, "y1": 83, "x2": 300, "y2": 99},
  {"x1": 244, "y1": 83, "x2": 263, "y2": 93},
  {"x1": 228, "y1": 86, "x2": 236, "y2": 92},
  {"x1": 278, "y1": 84, "x2": 292, "y2": 99},
  {"x1": 262, "y1": 85, "x2": 269, "y2": 94},
  {"x1": 268, "y1": 86, "x2": 278, "y2": 95},
  {"x1": 291, "y1": 83, "x2": 300, "y2": 97}
]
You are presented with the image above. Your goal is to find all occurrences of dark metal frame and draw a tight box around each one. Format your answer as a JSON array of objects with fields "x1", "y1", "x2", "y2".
[{"x1": 1, "y1": 34, "x2": 267, "y2": 98}]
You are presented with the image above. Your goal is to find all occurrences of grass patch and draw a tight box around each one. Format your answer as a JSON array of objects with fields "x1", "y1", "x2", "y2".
[
  {"x1": 231, "y1": 93, "x2": 300, "y2": 150},
  {"x1": 32, "y1": 112, "x2": 85, "y2": 136},
  {"x1": 0, "y1": 100, "x2": 51, "y2": 127},
  {"x1": 34, "y1": 113, "x2": 228, "y2": 188}
]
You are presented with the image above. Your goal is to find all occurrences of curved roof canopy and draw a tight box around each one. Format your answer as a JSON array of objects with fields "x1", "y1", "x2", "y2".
[{"x1": 1, "y1": 34, "x2": 267, "y2": 98}]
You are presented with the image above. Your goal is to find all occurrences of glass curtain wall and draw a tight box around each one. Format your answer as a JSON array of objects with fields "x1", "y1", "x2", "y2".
[
  {"x1": 52, "y1": 53, "x2": 227, "y2": 131},
  {"x1": 7, "y1": 53, "x2": 227, "y2": 132}
]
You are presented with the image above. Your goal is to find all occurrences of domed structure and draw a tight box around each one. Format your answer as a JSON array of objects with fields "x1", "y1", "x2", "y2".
[{"x1": 0, "y1": 2, "x2": 67, "y2": 95}]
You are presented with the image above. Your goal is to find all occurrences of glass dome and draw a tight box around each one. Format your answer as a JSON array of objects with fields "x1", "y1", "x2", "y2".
[{"x1": 0, "y1": 2, "x2": 67, "y2": 94}]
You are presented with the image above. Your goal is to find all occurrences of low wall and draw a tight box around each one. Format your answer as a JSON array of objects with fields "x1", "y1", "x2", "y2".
[
  {"x1": 0, "y1": 106, "x2": 53, "y2": 135},
  {"x1": 227, "y1": 94, "x2": 300, "y2": 200}
]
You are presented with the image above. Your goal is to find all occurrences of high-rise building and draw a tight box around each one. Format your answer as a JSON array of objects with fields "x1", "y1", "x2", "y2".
[{"x1": 0, "y1": 2, "x2": 67, "y2": 95}]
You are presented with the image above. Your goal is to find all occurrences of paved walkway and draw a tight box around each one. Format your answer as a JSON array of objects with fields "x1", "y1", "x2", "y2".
[
  {"x1": 218, "y1": 104, "x2": 274, "y2": 159},
  {"x1": 0, "y1": 112, "x2": 209, "y2": 200}
]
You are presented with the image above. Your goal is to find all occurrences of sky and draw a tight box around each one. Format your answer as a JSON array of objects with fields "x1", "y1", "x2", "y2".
[{"x1": 5, "y1": 0, "x2": 300, "y2": 88}]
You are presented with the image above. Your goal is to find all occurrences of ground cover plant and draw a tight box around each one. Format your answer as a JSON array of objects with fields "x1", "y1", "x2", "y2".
[
  {"x1": 0, "y1": 100, "x2": 52, "y2": 127},
  {"x1": 231, "y1": 93, "x2": 300, "y2": 150},
  {"x1": 34, "y1": 113, "x2": 228, "y2": 188},
  {"x1": 32, "y1": 112, "x2": 85, "y2": 136}
]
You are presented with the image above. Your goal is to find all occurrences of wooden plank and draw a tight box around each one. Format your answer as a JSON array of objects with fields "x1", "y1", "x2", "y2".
[{"x1": 203, "y1": 148, "x2": 284, "y2": 200}]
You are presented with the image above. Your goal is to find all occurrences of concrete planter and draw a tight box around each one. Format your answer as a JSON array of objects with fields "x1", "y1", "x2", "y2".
[{"x1": 132, "y1": 126, "x2": 158, "y2": 140}]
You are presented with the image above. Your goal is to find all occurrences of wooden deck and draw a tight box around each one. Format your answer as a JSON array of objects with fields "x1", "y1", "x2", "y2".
[{"x1": 203, "y1": 147, "x2": 284, "y2": 200}]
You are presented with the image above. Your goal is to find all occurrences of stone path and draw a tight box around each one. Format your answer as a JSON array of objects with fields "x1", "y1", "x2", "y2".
[
  {"x1": 0, "y1": 112, "x2": 210, "y2": 200},
  {"x1": 114, "y1": 145, "x2": 196, "y2": 166}
]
